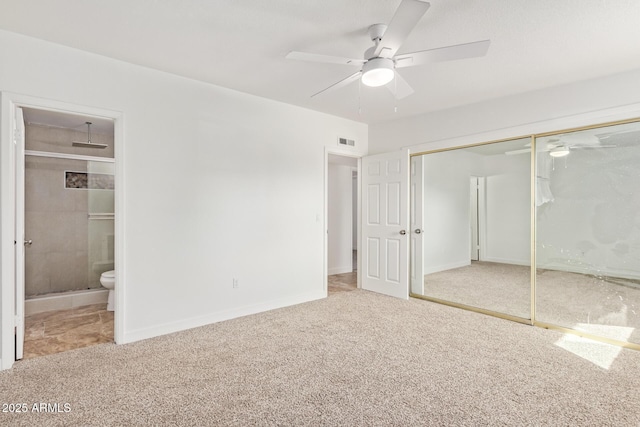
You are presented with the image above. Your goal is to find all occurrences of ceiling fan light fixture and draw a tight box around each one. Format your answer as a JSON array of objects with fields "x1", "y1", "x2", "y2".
[
  {"x1": 549, "y1": 146, "x2": 570, "y2": 158},
  {"x1": 361, "y1": 57, "x2": 395, "y2": 87}
]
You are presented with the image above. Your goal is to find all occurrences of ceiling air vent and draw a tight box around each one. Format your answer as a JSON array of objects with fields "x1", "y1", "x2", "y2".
[{"x1": 338, "y1": 137, "x2": 355, "y2": 147}]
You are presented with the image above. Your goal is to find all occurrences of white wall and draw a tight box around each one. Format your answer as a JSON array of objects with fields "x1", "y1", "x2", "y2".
[
  {"x1": 481, "y1": 153, "x2": 530, "y2": 265},
  {"x1": 327, "y1": 163, "x2": 354, "y2": 275},
  {"x1": 0, "y1": 29, "x2": 368, "y2": 350},
  {"x1": 536, "y1": 142, "x2": 640, "y2": 280},
  {"x1": 422, "y1": 150, "x2": 475, "y2": 274},
  {"x1": 420, "y1": 147, "x2": 530, "y2": 273},
  {"x1": 369, "y1": 68, "x2": 640, "y2": 155}
]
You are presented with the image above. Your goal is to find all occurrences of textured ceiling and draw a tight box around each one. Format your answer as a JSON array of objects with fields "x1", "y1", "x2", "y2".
[{"x1": 2, "y1": 0, "x2": 640, "y2": 125}]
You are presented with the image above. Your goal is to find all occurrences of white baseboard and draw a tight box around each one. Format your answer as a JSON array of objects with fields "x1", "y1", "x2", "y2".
[
  {"x1": 122, "y1": 289, "x2": 326, "y2": 344},
  {"x1": 424, "y1": 260, "x2": 470, "y2": 275},
  {"x1": 424, "y1": 258, "x2": 531, "y2": 275},
  {"x1": 480, "y1": 258, "x2": 640, "y2": 282},
  {"x1": 539, "y1": 263, "x2": 640, "y2": 282},
  {"x1": 25, "y1": 289, "x2": 108, "y2": 316},
  {"x1": 481, "y1": 257, "x2": 530, "y2": 267},
  {"x1": 328, "y1": 266, "x2": 353, "y2": 275}
]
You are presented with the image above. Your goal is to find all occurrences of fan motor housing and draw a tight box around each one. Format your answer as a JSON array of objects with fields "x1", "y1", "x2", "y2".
[{"x1": 368, "y1": 23, "x2": 387, "y2": 42}]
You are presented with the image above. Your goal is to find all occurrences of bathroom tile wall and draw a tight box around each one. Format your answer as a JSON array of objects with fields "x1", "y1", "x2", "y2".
[
  {"x1": 26, "y1": 123, "x2": 114, "y2": 158},
  {"x1": 24, "y1": 124, "x2": 114, "y2": 297}
]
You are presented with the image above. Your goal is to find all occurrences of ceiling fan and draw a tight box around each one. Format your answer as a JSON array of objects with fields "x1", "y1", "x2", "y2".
[
  {"x1": 285, "y1": 0, "x2": 491, "y2": 98},
  {"x1": 505, "y1": 135, "x2": 616, "y2": 157}
]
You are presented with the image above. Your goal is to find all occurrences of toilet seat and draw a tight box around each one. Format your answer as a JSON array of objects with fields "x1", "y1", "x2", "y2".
[{"x1": 102, "y1": 270, "x2": 115, "y2": 279}]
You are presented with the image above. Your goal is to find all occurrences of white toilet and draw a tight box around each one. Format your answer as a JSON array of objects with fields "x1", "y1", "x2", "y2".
[{"x1": 100, "y1": 270, "x2": 116, "y2": 311}]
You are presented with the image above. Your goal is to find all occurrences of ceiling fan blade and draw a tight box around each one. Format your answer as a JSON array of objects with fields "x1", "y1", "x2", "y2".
[
  {"x1": 374, "y1": 0, "x2": 431, "y2": 59},
  {"x1": 311, "y1": 71, "x2": 362, "y2": 98},
  {"x1": 504, "y1": 148, "x2": 531, "y2": 156},
  {"x1": 286, "y1": 51, "x2": 365, "y2": 66},
  {"x1": 559, "y1": 134, "x2": 601, "y2": 146},
  {"x1": 395, "y1": 40, "x2": 491, "y2": 68},
  {"x1": 570, "y1": 145, "x2": 617, "y2": 149},
  {"x1": 597, "y1": 129, "x2": 639, "y2": 140},
  {"x1": 385, "y1": 71, "x2": 414, "y2": 99}
]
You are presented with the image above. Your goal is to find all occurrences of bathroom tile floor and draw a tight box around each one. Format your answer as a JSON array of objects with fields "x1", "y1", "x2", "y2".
[
  {"x1": 22, "y1": 303, "x2": 113, "y2": 359},
  {"x1": 328, "y1": 272, "x2": 357, "y2": 295}
]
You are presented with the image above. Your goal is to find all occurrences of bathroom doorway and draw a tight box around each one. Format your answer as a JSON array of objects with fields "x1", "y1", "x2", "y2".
[
  {"x1": 327, "y1": 153, "x2": 359, "y2": 295},
  {"x1": 18, "y1": 107, "x2": 115, "y2": 360}
]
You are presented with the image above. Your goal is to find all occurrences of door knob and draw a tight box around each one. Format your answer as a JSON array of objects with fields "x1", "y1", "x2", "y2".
[
  {"x1": 24, "y1": 239, "x2": 32, "y2": 246},
  {"x1": 414, "y1": 229, "x2": 423, "y2": 234},
  {"x1": 399, "y1": 230, "x2": 406, "y2": 235}
]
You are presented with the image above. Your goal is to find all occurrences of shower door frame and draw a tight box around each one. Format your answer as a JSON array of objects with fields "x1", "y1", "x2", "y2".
[{"x1": 0, "y1": 92, "x2": 124, "y2": 370}]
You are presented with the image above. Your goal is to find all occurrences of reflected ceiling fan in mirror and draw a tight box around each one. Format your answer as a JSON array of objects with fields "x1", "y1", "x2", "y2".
[
  {"x1": 505, "y1": 134, "x2": 616, "y2": 157},
  {"x1": 285, "y1": 0, "x2": 491, "y2": 98}
]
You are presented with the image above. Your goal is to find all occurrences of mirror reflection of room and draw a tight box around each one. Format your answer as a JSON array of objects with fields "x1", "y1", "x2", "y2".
[
  {"x1": 411, "y1": 120, "x2": 640, "y2": 348},
  {"x1": 535, "y1": 121, "x2": 640, "y2": 345},
  {"x1": 411, "y1": 138, "x2": 531, "y2": 320}
]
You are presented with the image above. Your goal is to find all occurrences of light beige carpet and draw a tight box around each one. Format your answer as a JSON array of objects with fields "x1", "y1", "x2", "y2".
[
  {"x1": 422, "y1": 261, "x2": 640, "y2": 343},
  {"x1": 423, "y1": 261, "x2": 531, "y2": 318},
  {"x1": 1, "y1": 290, "x2": 639, "y2": 426}
]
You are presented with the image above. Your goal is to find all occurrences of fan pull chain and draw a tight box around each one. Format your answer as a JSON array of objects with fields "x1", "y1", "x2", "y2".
[{"x1": 394, "y1": 74, "x2": 398, "y2": 113}]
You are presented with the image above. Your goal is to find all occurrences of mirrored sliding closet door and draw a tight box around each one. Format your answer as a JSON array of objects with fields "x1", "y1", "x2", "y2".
[
  {"x1": 535, "y1": 121, "x2": 640, "y2": 345},
  {"x1": 411, "y1": 138, "x2": 532, "y2": 321}
]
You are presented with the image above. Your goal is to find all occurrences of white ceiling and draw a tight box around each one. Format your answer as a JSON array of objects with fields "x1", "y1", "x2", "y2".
[{"x1": 2, "y1": 0, "x2": 640, "y2": 125}]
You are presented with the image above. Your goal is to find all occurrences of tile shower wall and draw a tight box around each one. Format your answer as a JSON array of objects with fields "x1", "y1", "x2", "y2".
[
  {"x1": 24, "y1": 124, "x2": 114, "y2": 297},
  {"x1": 26, "y1": 122, "x2": 114, "y2": 158},
  {"x1": 87, "y1": 161, "x2": 115, "y2": 290}
]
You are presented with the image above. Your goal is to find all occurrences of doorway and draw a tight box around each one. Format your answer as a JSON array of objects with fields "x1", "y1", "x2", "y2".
[
  {"x1": 0, "y1": 93, "x2": 123, "y2": 370},
  {"x1": 20, "y1": 108, "x2": 115, "y2": 359},
  {"x1": 327, "y1": 153, "x2": 359, "y2": 295}
]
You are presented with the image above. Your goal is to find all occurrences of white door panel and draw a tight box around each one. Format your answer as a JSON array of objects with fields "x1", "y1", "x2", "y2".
[
  {"x1": 361, "y1": 149, "x2": 409, "y2": 299},
  {"x1": 14, "y1": 106, "x2": 25, "y2": 360}
]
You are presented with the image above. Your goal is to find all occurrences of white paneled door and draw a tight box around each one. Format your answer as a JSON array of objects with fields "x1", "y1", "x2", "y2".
[{"x1": 361, "y1": 149, "x2": 409, "y2": 299}]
